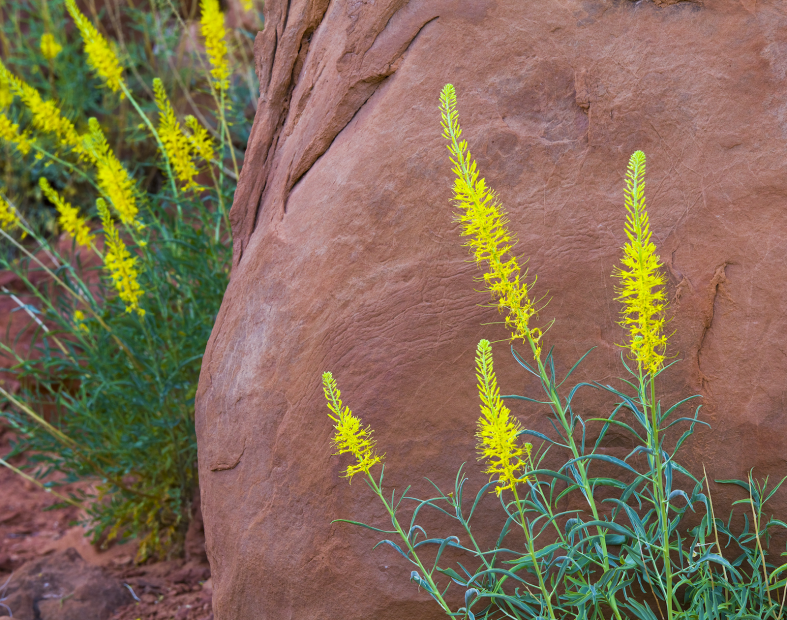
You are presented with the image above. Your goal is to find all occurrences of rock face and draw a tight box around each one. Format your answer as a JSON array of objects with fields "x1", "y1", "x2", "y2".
[
  {"x1": 196, "y1": 0, "x2": 787, "y2": 618},
  {"x1": 0, "y1": 549, "x2": 132, "y2": 620}
]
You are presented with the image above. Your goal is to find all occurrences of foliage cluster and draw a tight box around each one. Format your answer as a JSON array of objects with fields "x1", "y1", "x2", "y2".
[
  {"x1": 322, "y1": 86, "x2": 787, "y2": 620},
  {"x1": 0, "y1": 0, "x2": 258, "y2": 558}
]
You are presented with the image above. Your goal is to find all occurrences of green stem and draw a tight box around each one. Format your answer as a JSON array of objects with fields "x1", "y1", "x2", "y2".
[
  {"x1": 0, "y1": 456, "x2": 82, "y2": 508},
  {"x1": 644, "y1": 373, "x2": 676, "y2": 620},
  {"x1": 218, "y1": 87, "x2": 239, "y2": 181},
  {"x1": 366, "y1": 472, "x2": 452, "y2": 615},
  {"x1": 511, "y1": 484, "x2": 557, "y2": 620},
  {"x1": 530, "y1": 338, "x2": 624, "y2": 620}
]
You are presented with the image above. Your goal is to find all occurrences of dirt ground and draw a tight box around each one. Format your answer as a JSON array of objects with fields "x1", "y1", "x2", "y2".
[{"x1": 0, "y1": 423, "x2": 213, "y2": 620}]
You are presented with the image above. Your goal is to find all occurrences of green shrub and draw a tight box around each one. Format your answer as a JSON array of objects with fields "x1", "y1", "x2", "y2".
[
  {"x1": 0, "y1": 0, "x2": 257, "y2": 558},
  {"x1": 321, "y1": 85, "x2": 787, "y2": 620}
]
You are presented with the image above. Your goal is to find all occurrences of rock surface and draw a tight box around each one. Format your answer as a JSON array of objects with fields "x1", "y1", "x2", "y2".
[
  {"x1": 197, "y1": 0, "x2": 787, "y2": 618},
  {"x1": 1, "y1": 549, "x2": 132, "y2": 620}
]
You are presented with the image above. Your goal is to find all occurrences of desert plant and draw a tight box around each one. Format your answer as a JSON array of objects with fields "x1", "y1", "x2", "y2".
[
  {"x1": 320, "y1": 85, "x2": 787, "y2": 619},
  {"x1": 0, "y1": 0, "x2": 256, "y2": 558}
]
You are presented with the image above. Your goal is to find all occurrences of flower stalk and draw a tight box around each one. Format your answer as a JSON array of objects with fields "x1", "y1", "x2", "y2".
[
  {"x1": 441, "y1": 83, "x2": 625, "y2": 620},
  {"x1": 321, "y1": 372, "x2": 452, "y2": 615}
]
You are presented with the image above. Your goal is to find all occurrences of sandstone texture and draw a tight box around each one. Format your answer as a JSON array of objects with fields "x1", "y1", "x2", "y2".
[{"x1": 196, "y1": 0, "x2": 787, "y2": 617}]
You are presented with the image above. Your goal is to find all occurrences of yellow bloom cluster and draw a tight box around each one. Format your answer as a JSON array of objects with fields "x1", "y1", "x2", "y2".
[
  {"x1": 39, "y1": 178, "x2": 93, "y2": 248},
  {"x1": 199, "y1": 0, "x2": 230, "y2": 90},
  {"x1": 613, "y1": 151, "x2": 668, "y2": 376},
  {"x1": 84, "y1": 119, "x2": 140, "y2": 229},
  {"x1": 97, "y1": 199, "x2": 144, "y2": 316},
  {"x1": 0, "y1": 114, "x2": 33, "y2": 155},
  {"x1": 185, "y1": 116, "x2": 215, "y2": 165},
  {"x1": 439, "y1": 84, "x2": 542, "y2": 357},
  {"x1": 40, "y1": 33, "x2": 62, "y2": 60},
  {"x1": 0, "y1": 61, "x2": 84, "y2": 155},
  {"x1": 0, "y1": 194, "x2": 20, "y2": 232},
  {"x1": 73, "y1": 309, "x2": 89, "y2": 333},
  {"x1": 153, "y1": 79, "x2": 200, "y2": 189},
  {"x1": 475, "y1": 340, "x2": 532, "y2": 496},
  {"x1": 65, "y1": 0, "x2": 124, "y2": 93},
  {"x1": 322, "y1": 372, "x2": 383, "y2": 482}
]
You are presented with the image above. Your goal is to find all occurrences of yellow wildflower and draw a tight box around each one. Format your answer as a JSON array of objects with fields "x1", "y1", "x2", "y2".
[
  {"x1": 0, "y1": 61, "x2": 83, "y2": 155},
  {"x1": 185, "y1": 116, "x2": 215, "y2": 165},
  {"x1": 73, "y1": 310, "x2": 89, "y2": 333},
  {"x1": 0, "y1": 114, "x2": 33, "y2": 155},
  {"x1": 64, "y1": 0, "x2": 124, "y2": 93},
  {"x1": 241, "y1": 0, "x2": 253, "y2": 11},
  {"x1": 0, "y1": 194, "x2": 20, "y2": 231},
  {"x1": 0, "y1": 75, "x2": 12, "y2": 110},
  {"x1": 199, "y1": 0, "x2": 230, "y2": 90},
  {"x1": 40, "y1": 33, "x2": 62, "y2": 60},
  {"x1": 613, "y1": 151, "x2": 668, "y2": 376},
  {"x1": 153, "y1": 79, "x2": 199, "y2": 189},
  {"x1": 475, "y1": 340, "x2": 532, "y2": 496},
  {"x1": 322, "y1": 372, "x2": 383, "y2": 482},
  {"x1": 84, "y1": 119, "x2": 139, "y2": 228},
  {"x1": 440, "y1": 84, "x2": 542, "y2": 358},
  {"x1": 97, "y1": 199, "x2": 145, "y2": 316},
  {"x1": 39, "y1": 178, "x2": 93, "y2": 248}
]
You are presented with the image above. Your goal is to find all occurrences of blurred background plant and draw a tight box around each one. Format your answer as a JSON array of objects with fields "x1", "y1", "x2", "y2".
[{"x1": 0, "y1": 0, "x2": 260, "y2": 560}]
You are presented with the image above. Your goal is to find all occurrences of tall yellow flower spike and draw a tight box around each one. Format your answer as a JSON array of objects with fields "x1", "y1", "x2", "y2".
[
  {"x1": 439, "y1": 85, "x2": 542, "y2": 358},
  {"x1": 199, "y1": 0, "x2": 230, "y2": 91},
  {"x1": 322, "y1": 372, "x2": 383, "y2": 482},
  {"x1": 65, "y1": 0, "x2": 124, "y2": 93},
  {"x1": 0, "y1": 194, "x2": 20, "y2": 232},
  {"x1": 39, "y1": 178, "x2": 94, "y2": 248},
  {"x1": 97, "y1": 199, "x2": 145, "y2": 316},
  {"x1": 40, "y1": 33, "x2": 62, "y2": 60},
  {"x1": 613, "y1": 151, "x2": 668, "y2": 376},
  {"x1": 185, "y1": 116, "x2": 215, "y2": 165},
  {"x1": 0, "y1": 61, "x2": 84, "y2": 155},
  {"x1": 475, "y1": 340, "x2": 532, "y2": 496},
  {"x1": 84, "y1": 119, "x2": 140, "y2": 229},
  {"x1": 153, "y1": 79, "x2": 199, "y2": 190},
  {"x1": 0, "y1": 114, "x2": 33, "y2": 155}
]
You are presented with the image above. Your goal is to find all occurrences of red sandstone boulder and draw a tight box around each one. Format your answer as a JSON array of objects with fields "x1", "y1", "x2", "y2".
[{"x1": 196, "y1": 0, "x2": 787, "y2": 617}]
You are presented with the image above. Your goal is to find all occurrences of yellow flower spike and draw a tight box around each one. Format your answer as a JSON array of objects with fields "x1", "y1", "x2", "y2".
[
  {"x1": 199, "y1": 0, "x2": 230, "y2": 91},
  {"x1": 153, "y1": 79, "x2": 199, "y2": 190},
  {"x1": 97, "y1": 199, "x2": 145, "y2": 316},
  {"x1": 84, "y1": 119, "x2": 140, "y2": 229},
  {"x1": 0, "y1": 61, "x2": 84, "y2": 155},
  {"x1": 321, "y1": 372, "x2": 383, "y2": 482},
  {"x1": 613, "y1": 151, "x2": 668, "y2": 376},
  {"x1": 475, "y1": 340, "x2": 531, "y2": 496},
  {"x1": 64, "y1": 0, "x2": 124, "y2": 93},
  {"x1": 0, "y1": 114, "x2": 33, "y2": 155},
  {"x1": 439, "y1": 85, "x2": 542, "y2": 359},
  {"x1": 39, "y1": 178, "x2": 94, "y2": 248},
  {"x1": 0, "y1": 194, "x2": 21, "y2": 232},
  {"x1": 185, "y1": 116, "x2": 215, "y2": 165},
  {"x1": 40, "y1": 33, "x2": 62, "y2": 60}
]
